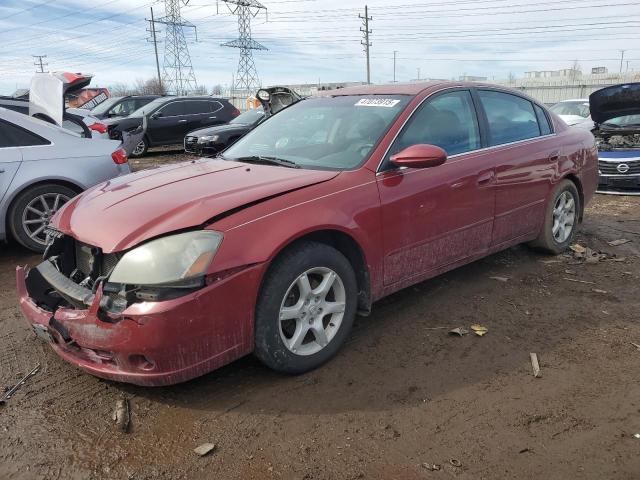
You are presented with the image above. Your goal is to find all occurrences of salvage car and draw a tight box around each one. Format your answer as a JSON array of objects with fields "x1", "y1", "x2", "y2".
[
  {"x1": 549, "y1": 98, "x2": 591, "y2": 126},
  {"x1": 17, "y1": 82, "x2": 597, "y2": 386},
  {"x1": 590, "y1": 83, "x2": 640, "y2": 195},
  {"x1": 184, "y1": 86, "x2": 302, "y2": 155},
  {"x1": 90, "y1": 95, "x2": 160, "y2": 120},
  {"x1": 105, "y1": 96, "x2": 240, "y2": 157},
  {"x1": 0, "y1": 107, "x2": 130, "y2": 252}
]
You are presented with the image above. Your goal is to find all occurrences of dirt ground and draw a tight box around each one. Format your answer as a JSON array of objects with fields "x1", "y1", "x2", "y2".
[{"x1": 1, "y1": 151, "x2": 639, "y2": 479}]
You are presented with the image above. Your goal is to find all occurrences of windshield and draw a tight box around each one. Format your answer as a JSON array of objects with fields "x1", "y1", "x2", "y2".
[
  {"x1": 223, "y1": 95, "x2": 411, "y2": 170},
  {"x1": 129, "y1": 97, "x2": 166, "y2": 118},
  {"x1": 91, "y1": 97, "x2": 122, "y2": 115},
  {"x1": 602, "y1": 114, "x2": 640, "y2": 128},
  {"x1": 231, "y1": 107, "x2": 264, "y2": 125},
  {"x1": 550, "y1": 101, "x2": 590, "y2": 118}
]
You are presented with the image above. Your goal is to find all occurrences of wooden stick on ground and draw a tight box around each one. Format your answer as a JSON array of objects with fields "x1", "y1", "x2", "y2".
[{"x1": 530, "y1": 353, "x2": 541, "y2": 378}]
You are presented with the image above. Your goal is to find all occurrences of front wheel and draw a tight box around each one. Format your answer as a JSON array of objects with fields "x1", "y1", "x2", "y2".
[
  {"x1": 254, "y1": 242, "x2": 358, "y2": 374},
  {"x1": 529, "y1": 179, "x2": 580, "y2": 254}
]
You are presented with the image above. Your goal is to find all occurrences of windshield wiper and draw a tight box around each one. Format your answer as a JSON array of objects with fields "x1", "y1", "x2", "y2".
[{"x1": 230, "y1": 155, "x2": 300, "y2": 169}]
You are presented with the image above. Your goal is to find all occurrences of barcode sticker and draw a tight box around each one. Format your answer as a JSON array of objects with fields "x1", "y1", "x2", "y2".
[{"x1": 355, "y1": 98, "x2": 401, "y2": 107}]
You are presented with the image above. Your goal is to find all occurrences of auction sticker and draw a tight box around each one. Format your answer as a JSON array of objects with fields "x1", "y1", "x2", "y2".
[{"x1": 355, "y1": 98, "x2": 400, "y2": 107}]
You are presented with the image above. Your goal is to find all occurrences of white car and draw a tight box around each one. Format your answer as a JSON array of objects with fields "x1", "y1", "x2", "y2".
[
  {"x1": 549, "y1": 98, "x2": 592, "y2": 126},
  {"x1": 0, "y1": 107, "x2": 131, "y2": 252}
]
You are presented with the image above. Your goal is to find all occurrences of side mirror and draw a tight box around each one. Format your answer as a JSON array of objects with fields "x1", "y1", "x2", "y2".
[{"x1": 390, "y1": 144, "x2": 447, "y2": 169}]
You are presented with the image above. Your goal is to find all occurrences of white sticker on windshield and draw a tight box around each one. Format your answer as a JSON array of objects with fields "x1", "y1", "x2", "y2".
[{"x1": 355, "y1": 98, "x2": 400, "y2": 108}]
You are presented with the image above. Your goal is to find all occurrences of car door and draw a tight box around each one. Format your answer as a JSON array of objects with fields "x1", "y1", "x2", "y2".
[
  {"x1": 147, "y1": 101, "x2": 185, "y2": 144},
  {"x1": 184, "y1": 100, "x2": 224, "y2": 132},
  {"x1": 376, "y1": 89, "x2": 496, "y2": 286},
  {"x1": 109, "y1": 98, "x2": 137, "y2": 118},
  {"x1": 0, "y1": 120, "x2": 25, "y2": 204},
  {"x1": 475, "y1": 89, "x2": 559, "y2": 247}
]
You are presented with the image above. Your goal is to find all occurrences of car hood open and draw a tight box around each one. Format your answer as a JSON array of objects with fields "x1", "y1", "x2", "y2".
[
  {"x1": 53, "y1": 158, "x2": 339, "y2": 253},
  {"x1": 590, "y1": 82, "x2": 640, "y2": 125}
]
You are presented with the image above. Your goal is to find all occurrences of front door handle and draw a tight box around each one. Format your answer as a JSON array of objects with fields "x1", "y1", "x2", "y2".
[
  {"x1": 477, "y1": 171, "x2": 495, "y2": 186},
  {"x1": 178, "y1": 119, "x2": 187, "y2": 123},
  {"x1": 209, "y1": 116, "x2": 217, "y2": 119},
  {"x1": 548, "y1": 150, "x2": 560, "y2": 162}
]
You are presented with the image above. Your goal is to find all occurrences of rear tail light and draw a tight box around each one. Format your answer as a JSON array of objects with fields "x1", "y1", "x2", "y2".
[
  {"x1": 111, "y1": 147, "x2": 128, "y2": 165},
  {"x1": 88, "y1": 122, "x2": 107, "y2": 134},
  {"x1": 231, "y1": 107, "x2": 241, "y2": 117}
]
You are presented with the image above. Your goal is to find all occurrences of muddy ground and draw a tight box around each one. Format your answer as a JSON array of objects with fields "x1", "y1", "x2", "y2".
[{"x1": 1, "y1": 151, "x2": 639, "y2": 479}]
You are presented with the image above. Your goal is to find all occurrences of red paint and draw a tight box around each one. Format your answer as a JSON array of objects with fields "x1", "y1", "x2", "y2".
[{"x1": 17, "y1": 82, "x2": 598, "y2": 386}]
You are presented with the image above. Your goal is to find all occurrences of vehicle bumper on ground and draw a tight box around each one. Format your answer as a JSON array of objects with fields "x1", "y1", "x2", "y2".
[
  {"x1": 597, "y1": 152, "x2": 640, "y2": 195},
  {"x1": 16, "y1": 263, "x2": 263, "y2": 386}
]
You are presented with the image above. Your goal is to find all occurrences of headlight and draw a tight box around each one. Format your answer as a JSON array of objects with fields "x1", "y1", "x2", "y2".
[
  {"x1": 108, "y1": 231, "x2": 223, "y2": 285},
  {"x1": 198, "y1": 135, "x2": 219, "y2": 143}
]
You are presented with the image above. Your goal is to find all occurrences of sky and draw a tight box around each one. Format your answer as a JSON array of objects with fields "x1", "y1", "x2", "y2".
[{"x1": 0, "y1": 0, "x2": 639, "y2": 95}]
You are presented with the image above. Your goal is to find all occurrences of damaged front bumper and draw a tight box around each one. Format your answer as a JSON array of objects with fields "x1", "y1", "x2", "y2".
[{"x1": 16, "y1": 262, "x2": 263, "y2": 386}]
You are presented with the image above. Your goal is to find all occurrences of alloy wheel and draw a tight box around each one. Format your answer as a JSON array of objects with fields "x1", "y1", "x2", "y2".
[
  {"x1": 132, "y1": 140, "x2": 146, "y2": 156},
  {"x1": 21, "y1": 193, "x2": 70, "y2": 246},
  {"x1": 552, "y1": 191, "x2": 576, "y2": 243},
  {"x1": 278, "y1": 267, "x2": 346, "y2": 356}
]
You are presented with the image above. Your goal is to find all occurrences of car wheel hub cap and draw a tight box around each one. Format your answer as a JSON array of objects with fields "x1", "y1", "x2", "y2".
[
  {"x1": 21, "y1": 193, "x2": 70, "y2": 246},
  {"x1": 552, "y1": 191, "x2": 576, "y2": 244},
  {"x1": 278, "y1": 267, "x2": 346, "y2": 356}
]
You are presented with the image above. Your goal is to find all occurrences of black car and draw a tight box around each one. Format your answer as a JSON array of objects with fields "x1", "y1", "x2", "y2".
[
  {"x1": 105, "y1": 96, "x2": 240, "y2": 157},
  {"x1": 90, "y1": 95, "x2": 160, "y2": 120},
  {"x1": 183, "y1": 86, "x2": 302, "y2": 155},
  {"x1": 184, "y1": 107, "x2": 265, "y2": 154}
]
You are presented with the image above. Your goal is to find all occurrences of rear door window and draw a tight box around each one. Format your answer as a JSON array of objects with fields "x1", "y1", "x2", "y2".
[
  {"x1": 478, "y1": 90, "x2": 541, "y2": 146},
  {"x1": 392, "y1": 90, "x2": 481, "y2": 156},
  {"x1": 0, "y1": 120, "x2": 50, "y2": 147},
  {"x1": 534, "y1": 104, "x2": 553, "y2": 135},
  {"x1": 184, "y1": 100, "x2": 212, "y2": 115}
]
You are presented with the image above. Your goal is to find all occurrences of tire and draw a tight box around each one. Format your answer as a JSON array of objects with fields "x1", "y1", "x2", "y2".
[
  {"x1": 254, "y1": 241, "x2": 358, "y2": 374},
  {"x1": 529, "y1": 179, "x2": 580, "y2": 254},
  {"x1": 8, "y1": 184, "x2": 77, "y2": 253},
  {"x1": 130, "y1": 136, "x2": 148, "y2": 157}
]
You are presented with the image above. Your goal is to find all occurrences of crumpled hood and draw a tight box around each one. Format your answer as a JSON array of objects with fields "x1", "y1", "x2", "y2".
[
  {"x1": 590, "y1": 82, "x2": 640, "y2": 125},
  {"x1": 54, "y1": 158, "x2": 339, "y2": 253}
]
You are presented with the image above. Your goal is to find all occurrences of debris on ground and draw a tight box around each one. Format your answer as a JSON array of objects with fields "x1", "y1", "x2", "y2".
[
  {"x1": 633, "y1": 433, "x2": 640, "y2": 439},
  {"x1": 569, "y1": 245, "x2": 608, "y2": 264},
  {"x1": 489, "y1": 276, "x2": 509, "y2": 282},
  {"x1": 563, "y1": 277, "x2": 596, "y2": 285},
  {"x1": 631, "y1": 342, "x2": 640, "y2": 351},
  {"x1": 570, "y1": 244, "x2": 587, "y2": 254},
  {"x1": 530, "y1": 353, "x2": 541, "y2": 378},
  {"x1": 592, "y1": 289, "x2": 608, "y2": 294},
  {"x1": 449, "y1": 458, "x2": 462, "y2": 468},
  {"x1": 608, "y1": 239, "x2": 631, "y2": 246},
  {"x1": 0, "y1": 364, "x2": 40, "y2": 406},
  {"x1": 470, "y1": 324, "x2": 488, "y2": 336},
  {"x1": 421, "y1": 463, "x2": 441, "y2": 471},
  {"x1": 194, "y1": 443, "x2": 216, "y2": 456},
  {"x1": 113, "y1": 398, "x2": 130, "y2": 433},
  {"x1": 448, "y1": 327, "x2": 469, "y2": 336}
]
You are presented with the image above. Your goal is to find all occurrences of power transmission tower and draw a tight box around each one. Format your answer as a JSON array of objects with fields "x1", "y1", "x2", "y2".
[
  {"x1": 33, "y1": 55, "x2": 47, "y2": 73},
  {"x1": 150, "y1": 0, "x2": 198, "y2": 95},
  {"x1": 221, "y1": 0, "x2": 267, "y2": 95},
  {"x1": 359, "y1": 5, "x2": 372, "y2": 84},
  {"x1": 146, "y1": 7, "x2": 163, "y2": 91}
]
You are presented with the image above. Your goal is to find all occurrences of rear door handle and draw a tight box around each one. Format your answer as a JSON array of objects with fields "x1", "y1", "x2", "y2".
[
  {"x1": 548, "y1": 150, "x2": 560, "y2": 162},
  {"x1": 477, "y1": 171, "x2": 495, "y2": 186},
  {"x1": 178, "y1": 119, "x2": 187, "y2": 123},
  {"x1": 209, "y1": 116, "x2": 217, "y2": 119}
]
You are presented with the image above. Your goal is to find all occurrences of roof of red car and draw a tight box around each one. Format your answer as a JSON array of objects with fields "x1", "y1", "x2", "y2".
[{"x1": 321, "y1": 81, "x2": 457, "y2": 97}]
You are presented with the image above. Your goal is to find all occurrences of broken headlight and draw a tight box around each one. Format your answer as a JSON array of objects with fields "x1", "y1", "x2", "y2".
[{"x1": 108, "y1": 231, "x2": 223, "y2": 286}]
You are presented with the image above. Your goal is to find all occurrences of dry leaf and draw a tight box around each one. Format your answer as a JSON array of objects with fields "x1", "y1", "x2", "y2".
[
  {"x1": 570, "y1": 244, "x2": 586, "y2": 253},
  {"x1": 470, "y1": 324, "x2": 488, "y2": 336}
]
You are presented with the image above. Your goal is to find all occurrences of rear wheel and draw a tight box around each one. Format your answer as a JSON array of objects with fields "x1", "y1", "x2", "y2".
[
  {"x1": 254, "y1": 242, "x2": 357, "y2": 374},
  {"x1": 131, "y1": 136, "x2": 148, "y2": 157},
  {"x1": 9, "y1": 184, "x2": 76, "y2": 252},
  {"x1": 529, "y1": 179, "x2": 580, "y2": 254}
]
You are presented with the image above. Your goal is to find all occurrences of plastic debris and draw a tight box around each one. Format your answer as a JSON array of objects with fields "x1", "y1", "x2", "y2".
[
  {"x1": 421, "y1": 463, "x2": 441, "y2": 471},
  {"x1": 470, "y1": 324, "x2": 488, "y2": 336},
  {"x1": 449, "y1": 458, "x2": 462, "y2": 468},
  {"x1": 592, "y1": 289, "x2": 608, "y2": 294},
  {"x1": 530, "y1": 353, "x2": 541, "y2": 378},
  {"x1": 608, "y1": 239, "x2": 631, "y2": 246},
  {"x1": 194, "y1": 443, "x2": 216, "y2": 456},
  {"x1": 570, "y1": 244, "x2": 586, "y2": 254},
  {"x1": 489, "y1": 276, "x2": 509, "y2": 282},
  {"x1": 112, "y1": 398, "x2": 130, "y2": 433},
  {"x1": 633, "y1": 433, "x2": 640, "y2": 439},
  {"x1": 448, "y1": 327, "x2": 469, "y2": 336}
]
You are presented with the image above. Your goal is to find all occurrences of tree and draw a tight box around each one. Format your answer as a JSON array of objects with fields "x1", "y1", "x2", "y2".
[
  {"x1": 190, "y1": 85, "x2": 209, "y2": 95},
  {"x1": 211, "y1": 84, "x2": 223, "y2": 95}
]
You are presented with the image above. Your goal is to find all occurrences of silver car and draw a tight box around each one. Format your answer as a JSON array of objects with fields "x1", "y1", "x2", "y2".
[{"x1": 0, "y1": 107, "x2": 130, "y2": 252}]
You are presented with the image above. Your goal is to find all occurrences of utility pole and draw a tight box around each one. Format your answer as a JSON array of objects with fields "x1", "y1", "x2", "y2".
[
  {"x1": 393, "y1": 50, "x2": 398, "y2": 83},
  {"x1": 417, "y1": 67, "x2": 420, "y2": 80},
  {"x1": 32, "y1": 55, "x2": 47, "y2": 73},
  {"x1": 359, "y1": 5, "x2": 372, "y2": 84},
  {"x1": 147, "y1": 7, "x2": 163, "y2": 91},
  {"x1": 221, "y1": 0, "x2": 268, "y2": 95},
  {"x1": 619, "y1": 49, "x2": 626, "y2": 74}
]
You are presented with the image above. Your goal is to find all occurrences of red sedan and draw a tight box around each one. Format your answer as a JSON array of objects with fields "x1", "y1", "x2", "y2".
[{"x1": 17, "y1": 82, "x2": 598, "y2": 386}]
